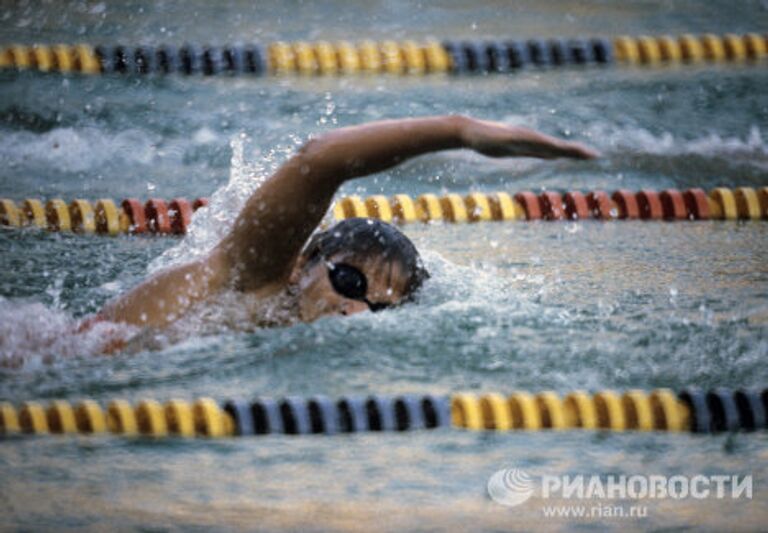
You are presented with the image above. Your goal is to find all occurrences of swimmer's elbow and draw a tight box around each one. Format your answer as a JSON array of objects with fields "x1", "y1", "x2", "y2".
[
  {"x1": 290, "y1": 138, "x2": 322, "y2": 179},
  {"x1": 296, "y1": 136, "x2": 328, "y2": 165},
  {"x1": 292, "y1": 136, "x2": 353, "y2": 184}
]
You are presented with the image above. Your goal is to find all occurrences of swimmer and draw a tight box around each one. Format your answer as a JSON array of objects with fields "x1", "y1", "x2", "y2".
[{"x1": 93, "y1": 115, "x2": 597, "y2": 334}]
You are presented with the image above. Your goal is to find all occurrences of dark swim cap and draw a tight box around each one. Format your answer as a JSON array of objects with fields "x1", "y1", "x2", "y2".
[{"x1": 301, "y1": 217, "x2": 429, "y2": 299}]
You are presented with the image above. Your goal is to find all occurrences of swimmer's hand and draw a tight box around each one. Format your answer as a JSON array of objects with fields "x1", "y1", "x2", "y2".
[{"x1": 459, "y1": 117, "x2": 599, "y2": 160}]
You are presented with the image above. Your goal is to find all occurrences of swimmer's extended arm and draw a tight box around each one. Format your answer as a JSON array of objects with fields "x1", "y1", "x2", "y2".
[{"x1": 220, "y1": 115, "x2": 597, "y2": 291}]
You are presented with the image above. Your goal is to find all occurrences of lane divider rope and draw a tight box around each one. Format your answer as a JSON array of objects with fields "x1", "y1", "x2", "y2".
[
  {"x1": 0, "y1": 33, "x2": 765, "y2": 76},
  {"x1": 0, "y1": 197, "x2": 208, "y2": 235},
  {"x1": 1, "y1": 388, "x2": 765, "y2": 438},
  {"x1": 1, "y1": 187, "x2": 767, "y2": 235}
]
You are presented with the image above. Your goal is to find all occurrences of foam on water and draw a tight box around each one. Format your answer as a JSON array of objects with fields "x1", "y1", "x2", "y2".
[
  {"x1": 589, "y1": 124, "x2": 768, "y2": 164},
  {"x1": 0, "y1": 126, "x2": 162, "y2": 173},
  {"x1": 0, "y1": 297, "x2": 139, "y2": 367}
]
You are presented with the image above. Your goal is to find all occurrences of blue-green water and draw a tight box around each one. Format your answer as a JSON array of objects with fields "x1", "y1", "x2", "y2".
[{"x1": 1, "y1": 1, "x2": 768, "y2": 530}]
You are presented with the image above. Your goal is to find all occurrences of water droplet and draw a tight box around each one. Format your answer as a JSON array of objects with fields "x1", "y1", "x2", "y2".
[{"x1": 565, "y1": 223, "x2": 580, "y2": 234}]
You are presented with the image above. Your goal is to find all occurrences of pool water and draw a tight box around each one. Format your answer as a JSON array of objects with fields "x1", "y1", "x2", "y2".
[{"x1": 1, "y1": 0, "x2": 767, "y2": 530}]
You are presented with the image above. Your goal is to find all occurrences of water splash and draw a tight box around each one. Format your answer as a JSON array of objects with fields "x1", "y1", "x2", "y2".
[
  {"x1": 148, "y1": 134, "x2": 278, "y2": 272},
  {"x1": 0, "y1": 297, "x2": 139, "y2": 367},
  {"x1": 148, "y1": 129, "x2": 333, "y2": 274}
]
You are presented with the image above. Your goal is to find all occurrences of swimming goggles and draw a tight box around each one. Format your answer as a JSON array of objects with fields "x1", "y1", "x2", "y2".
[{"x1": 326, "y1": 262, "x2": 392, "y2": 313}]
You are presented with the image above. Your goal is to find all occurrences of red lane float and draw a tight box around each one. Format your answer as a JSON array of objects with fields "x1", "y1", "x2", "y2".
[
  {"x1": 586, "y1": 191, "x2": 615, "y2": 219},
  {"x1": 121, "y1": 198, "x2": 147, "y2": 234},
  {"x1": 636, "y1": 190, "x2": 663, "y2": 220},
  {"x1": 539, "y1": 191, "x2": 566, "y2": 220},
  {"x1": 145, "y1": 198, "x2": 171, "y2": 234},
  {"x1": 563, "y1": 191, "x2": 590, "y2": 220},
  {"x1": 611, "y1": 190, "x2": 640, "y2": 219},
  {"x1": 169, "y1": 198, "x2": 194, "y2": 234},
  {"x1": 514, "y1": 191, "x2": 542, "y2": 220},
  {"x1": 660, "y1": 189, "x2": 687, "y2": 220},
  {"x1": 682, "y1": 188, "x2": 709, "y2": 220}
]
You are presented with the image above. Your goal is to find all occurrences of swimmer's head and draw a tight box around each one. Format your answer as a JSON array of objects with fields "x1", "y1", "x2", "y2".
[{"x1": 291, "y1": 218, "x2": 429, "y2": 321}]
